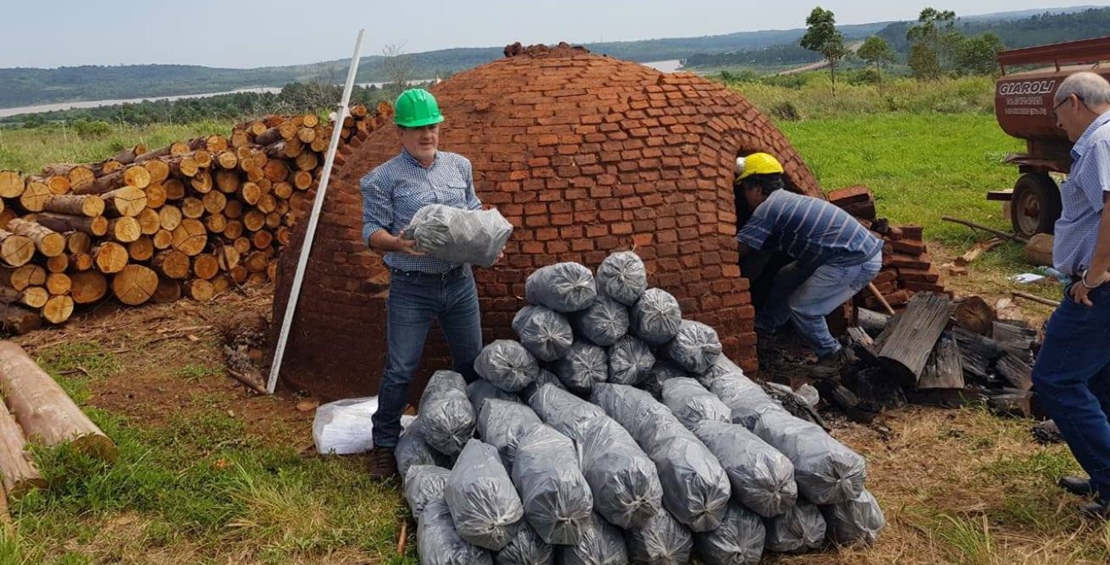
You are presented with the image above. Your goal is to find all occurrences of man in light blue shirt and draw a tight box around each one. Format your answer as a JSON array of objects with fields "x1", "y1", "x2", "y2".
[
  {"x1": 735, "y1": 153, "x2": 882, "y2": 377},
  {"x1": 1031, "y1": 72, "x2": 1110, "y2": 519},
  {"x1": 361, "y1": 89, "x2": 486, "y2": 480}
]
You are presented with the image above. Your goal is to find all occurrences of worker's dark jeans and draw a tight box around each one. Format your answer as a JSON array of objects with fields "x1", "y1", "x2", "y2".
[
  {"x1": 371, "y1": 265, "x2": 483, "y2": 450},
  {"x1": 1033, "y1": 283, "x2": 1110, "y2": 502}
]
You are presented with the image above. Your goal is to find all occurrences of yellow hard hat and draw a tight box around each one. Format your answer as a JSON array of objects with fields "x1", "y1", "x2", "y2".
[{"x1": 735, "y1": 152, "x2": 784, "y2": 182}]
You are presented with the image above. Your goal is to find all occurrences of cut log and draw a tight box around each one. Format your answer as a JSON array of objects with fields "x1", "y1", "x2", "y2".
[
  {"x1": 75, "y1": 165, "x2": 151, "y2": 195},
  {"x1": 28, "y1": 174, "x2": 70, "y2": 195},
  {"x1": 152, "y1": 229, "x2": 174, "y2": 250},
  {"x1": 107, "y1": 217, "x2": 141, "y2": 243},
  {"x1": 70, "y1": 271, "x2": 108, "y2": 304},
  {"x1": 6, "y1": 219, "x2": 65, "y2": 257},
  {"x1": 954, "y1": 296, "x2": 995, "y2": 336},
  {"x1": 985, "y1": 388, "x2": 1033, "y2": 418},
  {"x1": 992, "y1": 320, "x2": 1038, "y2": 362},
  {"x1": 151, "y1": 277, "x2": 182, "y2": 303},
  {"x1": 204, "y1": 213, "x2": 227, "y2": 234},
  {"x1": 254, "y1": 127, "x2": 285, "y2": 146},
  {"x1": 158, "y1": 206, "x2": 183, "y2": 231},
  {"x1": 190, "y1": 170, "x2": 213, "y2": 194},
  {"x1": 273, "y1": 181, "x2": 293, "y2": 200},
  {"x1": 42, "y1": 295, "x2": 74, "y2": 324},
  {"x1": 101, "y1": 186, "x2": 147, "y2": 217},
  {"x1": 953, "y1": 328, "x2": 1005, "y2": 382},
  {"x1": 0, "y1": 231, "x2": 34, "y2": 267},
  {"x1": 45, "y1": 273, "x2": 71, "y2": 296},
  {"x1": 230, "y1": 265, "x2": 248, "y2": 283},
  {"x1": 0, "y1": 172, "x2": 24, "y2": 198},
  {"x1": 144, "y1": 183, "x2": 167, "y2": 208},
  {"x1": 210, "y1": 274, "x2": 231, "y2": 295},
  {"x1": 215, "y1": 151, "x2": 238, "y2": 170},
  {"x1": 172, "y1": 219, "x2": 207, "y2": 256},
  {"x1": 18, "y1": 287, "x2": 48, "y2": 309},
  {"x1": 257, "y1": 194, "x2": 277, "y2": 214},
  {"x1": 46, "y1": 254, "x2": 68, "y2": 274},
  {"x1": 109, "y1": 144, "x2": 146, "y2": 165},
  {"x1": 1024, "y1": 234, "x2": 1053, "y2": 267},
  {"x1": 153, "y1": 250, "x2": 190, "y2": 280},
  {"x1": 918, "y1": 332, "x2": 965, "y2": 390},
  {"x1": 997, "y1": 353, "x2": 1033, "y2": 391},
  {"x1": 142, "y1": 159, "x2": 170, "y2": 184},
  {"x1": 0, "y1": 401, "x2": 45, "y2": 499},
  {"x1": 252, "y1": 230, "x2": 274, "y2": 250},
  {"x1": 1, "y1": 265, "x2": 46, "y2": 291},
  {"x1": 32, "y1": 213, "x2": 108, "y2": 237},
  {"x1": 224, "y1": 220, "x2": 244, "y2": 240},
  {"x1": 19, "y1": 181, "x2": 52, "y2": 213},
  {"x1": 233, "y1": 237, "x2": 252, "y2": 255},
  {"x1": 215, "y1": 170, "x2": 240, "y2": 194},
  {"x1": 185, "y1": 279, "x2": 215, "y2": 302},
  {"x1": 857, "y1": 308, "x2": 889, "y2": 337},
  {"x1": 66, "y1": 232, "x2": 92, "y2": 254},
  {"x1": 127, "y1": 236, "x2": 154, "y2": 262},
  {"x1": 956, "y1": 238, "x2": 1004, "y2": 266},
  {"x1": 216, "y1": 245, "x2": 241, "y2": 270},
  {"x1": 223, "y1": 199, "x2": 243, "y2": 220},
  {"x1": 111, "y1": 264, "x2": 157, "y2": 306},
  {"x1": 192, "y1": 254, "x2": 219, "y2": 280},
  {"x1": 93, "y1": 242, "x2": 129, "y2": 274},
  {"x1": 243, "y1": 210, "x2": 265, "y2": 232},
  {"x1": 245, "y1": 251, "x2": 269, "y2": 273},
  {"x1": 136, "y1": 208, "x2": 161, "y2": 235},
  {"x1": 41, "y1": 164, "x2": 95, "y2": 191},
  {"x1": 264, "y1": 160, "x2": 289, "y2": 182},
  {"x1": 0, "y1": 341, "x2": 117, "y2": 460},
  {"x1": 0, "y1": 303, "x2": 41, "y2": 335},
  {"x1": 180, "y1": 197, "x2": 205, "y2": 219},
  {"x1": 275, "y1": 226, "x2": 291, "y2": 246},
  {"x1": 163, "y1": 178, "x2": 186, "y2": 200},
  {"x1": 202, "y1": 191, "x2": 227, "y2": 215},
  {"x1": 43, "y1": 195, "x2": 105, "y2": 217},
  {"x1": 165, "y1": 153, "x2": 200, "y2": 177},
  {"x1": 70, "y1": 253, "x2": 93, "y2": 271},
  {"x1": 877, "y1": 293, "x2": 952, "y2": 387},
  {"x1": 293, "y1": 170, "x2": 313, "y2": 190},
  {"x1": 295, "y1": 151, "x2": 319, "y2": 172}
]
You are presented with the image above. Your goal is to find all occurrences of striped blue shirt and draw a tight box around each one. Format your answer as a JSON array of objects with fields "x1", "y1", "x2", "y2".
[
  {"x1": 738, "y1": 190, "x2": 882, "y2": 267},
  {"x1": 1054, "y1": 111, "x2": 1110, "y2": 276},
  {"x1": 361, "y1": 148, "x2": 482, "y2": 273}
]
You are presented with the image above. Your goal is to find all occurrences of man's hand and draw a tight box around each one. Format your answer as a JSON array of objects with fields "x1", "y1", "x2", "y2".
[
  {"x1": 1072, "y1": 270, "x2": 1108, "y2": 306},
  {"x1": 395, "y1": 235, "x2": 425, "y2": 256}
]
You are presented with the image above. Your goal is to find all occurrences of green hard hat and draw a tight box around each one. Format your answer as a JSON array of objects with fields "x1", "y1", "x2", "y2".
[{"x1": 393, "y1": 88, "x2": 445, "y2": 128}]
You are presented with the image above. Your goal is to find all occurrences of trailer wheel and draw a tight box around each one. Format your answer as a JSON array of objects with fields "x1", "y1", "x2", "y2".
[{"x1": 1011, "y1": 173, "x2": 1061, "y2": 238}]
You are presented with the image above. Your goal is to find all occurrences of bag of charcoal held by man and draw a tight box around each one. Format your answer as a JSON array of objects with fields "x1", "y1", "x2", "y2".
[
  {"x1": 403, "y1": 203, "x2": 513, "y2": 268},
  {"x1": 444, "y1": 439, "x2": 525, "y2": 551}
]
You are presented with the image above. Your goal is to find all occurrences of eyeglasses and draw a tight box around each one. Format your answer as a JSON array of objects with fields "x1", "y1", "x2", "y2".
[{"x1": 1053, "y1": 94, "x2": 1083, "y2": 118}]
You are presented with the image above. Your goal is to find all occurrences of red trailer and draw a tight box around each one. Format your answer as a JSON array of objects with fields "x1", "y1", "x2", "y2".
[{"x1": 994, "y1": 36, "x2": 1110, "y2": 238}]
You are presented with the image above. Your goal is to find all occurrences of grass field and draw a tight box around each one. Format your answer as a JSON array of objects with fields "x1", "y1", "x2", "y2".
[{"x1": 0, "y1": 77, "x2": 1098, "y2": 563}]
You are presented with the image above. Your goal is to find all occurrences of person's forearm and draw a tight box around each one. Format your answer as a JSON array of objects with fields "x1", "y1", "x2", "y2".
[
  {"x1": 1086, "y1": 200, "x2": 1110, "y2": 281},
  {"x1": 368, "y1": 229, "x2": 403, "y2": 253}
]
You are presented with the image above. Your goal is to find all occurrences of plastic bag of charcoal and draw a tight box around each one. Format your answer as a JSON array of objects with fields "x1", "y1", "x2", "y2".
[{"x1": 403, "y1": 203, "x2": 513, "y2": 268}]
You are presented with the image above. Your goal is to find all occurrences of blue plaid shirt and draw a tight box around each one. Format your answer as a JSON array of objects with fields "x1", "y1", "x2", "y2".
[
  {"x1": 738, "y1": 190, "x2": 882, "y2": 268},
  {"x1": 361, "y1": 149, "x2": 482, "y2": 273},
  {"x1": 1054, "y1": 111, "x2": 1110, "y2": 276}
]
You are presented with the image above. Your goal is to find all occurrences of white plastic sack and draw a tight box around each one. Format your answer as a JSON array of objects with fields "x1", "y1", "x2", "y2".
[
  {"x1": 596, "y1": 251, "x2": 648, "y2": 306},
  {"x1": 312, "y1": 396, "x2": 377, "y2": 455},
  {"x1": 512, "y1": 305, "x2": 574, "y2": 362},
  {"x1": 404, "y1": 203, "x2": 513, "y2": 268},
  {"x1": 525, "y1": 262, "x2": 597, "y2": 313},
  {"x1": 629, "y1": 288, "x2": 682, "y2": 346}
]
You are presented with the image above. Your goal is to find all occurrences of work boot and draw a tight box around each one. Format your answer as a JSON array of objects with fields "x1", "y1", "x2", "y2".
[
  {"x1": 1058, "y1": 475, "x2": 1096, "y2": 496},
  {"x1": 368, "y1": 446, "x2": 399, "y2": 481},
  {"x1": 811, "y1": 348, "x2": 852, "y2": 379},
  {"x1": 1080, "y1": 499, "x2": 1110, "y2": 521}
]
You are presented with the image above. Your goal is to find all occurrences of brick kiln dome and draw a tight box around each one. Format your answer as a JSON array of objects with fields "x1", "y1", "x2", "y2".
[{"x1": 273, "y1": 45, "x2": 823, "y2": 400}]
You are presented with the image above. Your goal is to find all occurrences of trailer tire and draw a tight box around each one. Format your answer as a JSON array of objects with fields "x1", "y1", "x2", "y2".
[{"x1": 1011, "y1": 173, "x2": 1061, "y2": 238}]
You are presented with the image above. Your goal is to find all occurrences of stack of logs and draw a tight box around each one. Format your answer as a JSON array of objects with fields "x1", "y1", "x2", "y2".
[
  {"x1": 821, "y1": 292, "x2": 1040, "y2": 424},
  {"x1": 827, "y1": 186, "x2": 948, "y2": 312},
  {"x1": 0, "y1": 102, "x2": 391, "y2": 332}
]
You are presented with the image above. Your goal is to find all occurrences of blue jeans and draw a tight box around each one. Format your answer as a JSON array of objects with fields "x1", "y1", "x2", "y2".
[
  {"x1": 371, "y1": 266, "x2": 483, "y2": 449},
  {"x1": 1032, "y1": 284, "x2": 1110, "y2": 501},
  {"x1": 757, "y1": 253, "x2": 882, "y2": 358}
]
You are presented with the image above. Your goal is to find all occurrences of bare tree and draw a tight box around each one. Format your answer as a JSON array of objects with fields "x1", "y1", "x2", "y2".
[{"x1": 381, "y1": 43, "x2": 417, "y2": 95}]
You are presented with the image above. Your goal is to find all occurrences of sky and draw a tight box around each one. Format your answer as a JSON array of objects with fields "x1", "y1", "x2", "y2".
[{"x1": 0, "y1": 0, "x2": 1103, "y2": 69}]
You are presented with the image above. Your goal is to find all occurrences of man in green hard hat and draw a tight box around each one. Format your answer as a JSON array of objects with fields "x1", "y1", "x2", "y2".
[{"x1": 360, "y1": 88, "x2": 486, "y2": 480}]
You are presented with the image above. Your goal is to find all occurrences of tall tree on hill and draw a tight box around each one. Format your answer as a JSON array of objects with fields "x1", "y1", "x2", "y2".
[
  {"x1": 954, "y1": 33, "x2": 1004, "y2": 76},
  {"x1": 906, "y1": 8, "x2": 959, "y2": 80},
  {"x1": 857, "y1": 36, "x2": 896, "y2": 90},
  {"x1": 801, "y1": 7, "x2": 850, "y2": 89}
]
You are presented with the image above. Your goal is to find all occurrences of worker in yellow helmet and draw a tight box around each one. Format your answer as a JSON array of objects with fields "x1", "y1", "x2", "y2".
[{"x1": 734, "y1": 152, "x2": 883, "y2": 377}]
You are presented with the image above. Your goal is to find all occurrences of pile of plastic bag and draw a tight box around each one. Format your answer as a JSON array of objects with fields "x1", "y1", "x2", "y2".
[{"x1": 394, "y1": 251, "x2": 884, "y2": 565}]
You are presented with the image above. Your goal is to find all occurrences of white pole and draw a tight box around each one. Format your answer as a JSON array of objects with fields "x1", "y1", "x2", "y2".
[{"x1": 267, "y1": 29, "x2": 366, "y2": 394}]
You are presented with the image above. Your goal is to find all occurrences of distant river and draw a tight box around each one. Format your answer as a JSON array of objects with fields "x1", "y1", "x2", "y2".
[{"x1": 0, "y1": 60, "x2": 686, "y2": 118}]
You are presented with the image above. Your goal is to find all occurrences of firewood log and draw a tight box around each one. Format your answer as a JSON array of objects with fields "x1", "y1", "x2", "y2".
[
  {"x1": 19, "y1": 182, "x2": 51, "y2": 213},
  {"x1": 0, "y1": 231, "x2": 34, "y2": 267},
  {"x1": 93, "y1": 243, "x2": 128, "y2": 274},
  {"x1": 112, "y1": 264, "x2": 157, "y2": 306},
  {"x1": 0, "y1": 401, "x2": 45, "y2": 499},
  {"x1": 43, "y1": 195, "x2": 105, "y2": 217},
  {"x1": 70, "y1": 271, "x2": 107, "y2": 304},
  {"x1": 100, "y1": 186, "x2": 147, "y2": 217},
  {"x1": 0, "y1": 341, "x2": 117, "y2": 460},
  {"x1": 42, "y1": 295, "x2": 73, "y2": 324},
  {"x1": 32, "y1": 213, "x2": 108, "y2": 237},
  {"x1": 172, "y1": 219, "x2": 207, "y2": 256},
  {"x1": 6, "y1": 219, "x2": 64, "y2": 257}
]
